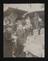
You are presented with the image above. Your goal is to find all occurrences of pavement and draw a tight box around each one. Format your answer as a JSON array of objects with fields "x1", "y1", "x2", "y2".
[{"x1": 23, "y1": 28, "x2": 45, "y2": 57}]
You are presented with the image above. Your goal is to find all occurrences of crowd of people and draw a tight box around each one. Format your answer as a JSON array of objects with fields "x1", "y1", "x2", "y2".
[{"x1": 4, "y1": 12, "x2": 43, "y2": 57}]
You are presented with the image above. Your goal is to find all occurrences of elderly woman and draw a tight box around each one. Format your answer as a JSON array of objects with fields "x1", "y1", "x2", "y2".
[{"x1": 16, "y1": 20, "x2": 26, "y2": 57}]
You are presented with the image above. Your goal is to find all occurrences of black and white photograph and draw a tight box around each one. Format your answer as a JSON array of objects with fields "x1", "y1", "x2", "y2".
[{"x1": 3, "y1": 4, "x2": 45, "y2": 57}]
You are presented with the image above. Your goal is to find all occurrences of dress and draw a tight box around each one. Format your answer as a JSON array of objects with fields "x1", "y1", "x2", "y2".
[{"x1": 16, "y1": 24, "x2": 27, "y2": 57}]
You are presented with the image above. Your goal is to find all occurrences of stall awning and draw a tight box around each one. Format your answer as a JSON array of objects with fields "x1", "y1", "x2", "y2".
[{"x1": 4, "y1": 8, "x2": 27, "y2": 17}]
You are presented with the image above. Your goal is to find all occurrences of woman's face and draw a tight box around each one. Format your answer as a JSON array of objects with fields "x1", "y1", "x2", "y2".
[
  {"x1": 25, "y1": 16, "x2": 31, "y2": 24},
  {"x1": 17, "y1": 20, "x2": 23, "y2": 29}
]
